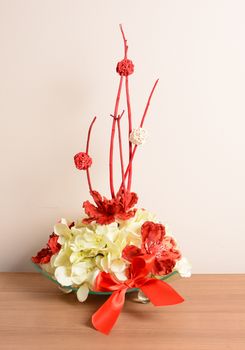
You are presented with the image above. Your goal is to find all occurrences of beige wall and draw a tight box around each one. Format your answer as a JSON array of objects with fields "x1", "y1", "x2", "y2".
[{"x1": 0, "y1": 0, "x2": 244, "y2": 272}]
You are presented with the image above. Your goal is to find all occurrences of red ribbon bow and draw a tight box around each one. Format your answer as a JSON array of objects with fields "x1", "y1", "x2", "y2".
[{"x1": 92, "y1": 255, "x2": 184, "y2": 334}]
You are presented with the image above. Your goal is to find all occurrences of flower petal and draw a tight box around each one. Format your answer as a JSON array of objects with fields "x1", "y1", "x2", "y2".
[
  {"x1": 86, "y1": 268, "x2": 100, "y2": 288},
  {"x1": 114, "y1": 271, "x2": 128, "y2": 281},
  {"x1": 122, "y1": 245, "x2": 141, "y2": 262},
  {"x1": 110, "y1": 259, "x2": 126, "y2": 273},
  {"x1": 53, "y1": 250, "x2": 70, "y2": 267},
  {"x1": 77, "y1": 284, "x2": 89, "y2": 302},
  {"x1": 60, "y1": 218, "x2": 73, "y2": 227},
  {"x1": 55, "y1": 266, "x2": 72, "y2": 286},
  {"x1": 54, "y1": 223, "x2": 71, "y2": 239},
  {"x1": 141, "y1": 221, "x2": 165, "y2": 247}
]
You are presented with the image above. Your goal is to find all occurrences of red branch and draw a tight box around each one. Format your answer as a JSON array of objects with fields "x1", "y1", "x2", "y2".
[
  {"x1": 125, "y1": 76, "x2": 133, "y2": 191},
  {"x1": 109, "y1": 76, "x2": 124, "y2": 198},
  {"x1": 120, "y1": 24, "x2": 133, "y2": 191},
  {"x1": 116, "y1": 110, "x2": 126, "y2": 190},
  {"x1": 140, "y1": 79, "x2": 159, "y2": 127},
  {"x1": 86, "y1": 116, "x2": 97, "y2": 192},
  {"x1": 120, "y1": 24, "x2": 128, "y2": 58},
  {"x1": 118, "y1": 79, "x2": 159, "y2": 192}
]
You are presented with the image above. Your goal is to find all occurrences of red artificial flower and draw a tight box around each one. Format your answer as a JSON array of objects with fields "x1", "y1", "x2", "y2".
[
  {"x1": 116, "y1": 58, "x2": 134, "y2": 76},
  {"x1": 83, "y1": 190, "x2": 138, "y2": 225},
  {"x1": 74, "y1": 152, "x2": 92, "y2": 170},
  {"x1": 122, "y1": 221, "x2": 181, "y2": 276},
  {"x1": 32, "y1": 247, "x2": 52, "y2": 264},
  {"x1": 47, "y1": 233, "x2": 61, "y2": 254},
  {"x1": 32, "y1": 234, "x2": 61, "y2": 264}
]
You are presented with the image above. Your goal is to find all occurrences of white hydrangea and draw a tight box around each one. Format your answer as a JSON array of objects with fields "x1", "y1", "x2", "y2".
[
  {"x1": 45, "y1": 218, "x2": 135, "y2": 302},
  {"x1": 175, "y1": 257, "x2": 192, "y2": 277},
  {"x1": 129, "y1": 127, "x2": 148, "y2": 145}
]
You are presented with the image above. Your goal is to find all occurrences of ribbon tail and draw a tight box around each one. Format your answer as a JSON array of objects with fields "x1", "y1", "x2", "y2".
[
  {"x1": 140, "y1": 278, "x2": 184, "y2": 306},
  {"x1": 92, "y1": 288, "x2": 127, "y2": 335}
]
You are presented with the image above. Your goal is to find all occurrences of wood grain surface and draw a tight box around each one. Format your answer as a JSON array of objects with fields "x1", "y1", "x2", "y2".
[{"x1": 0, "y1": 273, "x2": 244, "y2": 350}]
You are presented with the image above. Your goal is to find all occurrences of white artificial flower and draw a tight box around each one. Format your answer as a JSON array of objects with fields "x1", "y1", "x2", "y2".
[
  {"x1": 55, "y1": 266, "x2": 72, "y2": 286},
  {"x1": 76, "y1": 268, "x2": 100, "y2": 302},
  {"x1": 54, "y1": 258, "x2": 96, "y2": 287},
  {"x1": 53, "y1": 246, "x2": 71, "y2": 267},
  {"x1": 129, "y1": 127, "x2": 148, "y2": 145},
  {"x1": 110, "y1": 259, "x2": 126, "y2": 273},
  {"x1": 95, "y1": 254, "x2": 111, "y2": 273},
  {"x1": 175, "y1": 257, "x2": 192, "y2": 277},
  {"x1": 95, "y1": 222, "x2": 118, "y2": 241},
  {"x1": 54, "y1": 219, "x2": 127, "y2": 286},
  {"x1": 71, "y1": 261, "x2": 92, "y2": 285},
  {"x1": 105, "y1": 235, "x2": 127, "y2": 259},
  {"x1": 114, "y1": 271, "x2": 128, "y2": 281},
  {"x1": 54, "y1": 222, "x2": 73, "y2": 244}
]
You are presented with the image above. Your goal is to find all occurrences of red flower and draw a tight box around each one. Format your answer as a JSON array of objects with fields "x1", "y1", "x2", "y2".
[
  {"x1": 83, "y1": 190, "x2": 138, "y2": 225},
  {"x1": 32, "y1": 248, "x2": 52, "y2": 264},
  {"x1": 122, "y1": 221, "x2": 181, "y2": 276},
  {"x1": 48, "y1": 233, "x2": 61, "y2": 254},
  {"x1": 32, "y1": 234, "x2": 61, "y2": 264},
  {"x1": 116, "y1": 58, "x2": 134, "y2": 76},
  {"x1": 74, "y1": 152, "x2": 92, "y2": 170}
]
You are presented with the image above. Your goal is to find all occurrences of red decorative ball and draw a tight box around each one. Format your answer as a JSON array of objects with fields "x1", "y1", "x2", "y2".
[
  {"x1": 74, "y1": 152, "x2": 92, "y2": 170},
  {"x1": 116, "y1": 58, "x2": 134, "y2": 76}
]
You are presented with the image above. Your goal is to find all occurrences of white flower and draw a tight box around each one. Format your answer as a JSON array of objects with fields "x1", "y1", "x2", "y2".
[
  {"x1": 114, "y1": 271, "x2": 128, "y2": 281},
  {"x1": 53, "y1": 246, "x2": 71, "y2": 267},
  {"x1": 76, "y1": 268, "x2": 100, "y2": 302},
  {"x1": 54, "y1": 258, "x2": 97, "y2": 287},
  {"x1": 52, "y1": 218, "x2": 130, "y2": 294},
  {"x1": 129, "y1": 127, "x2": 148, "y2": 145},
  {"x1": 54, "y1": 222, "x2": 72, "y2": 244},
  {"x1": 110, "y1": 259, "x2": 126, "y2": 273},
  {"x1": 175, "y1": 257, "x2": 192, "y2": 277},
  {"x1": 55, "y1": 266, "x2": 72, "y2": 286},
  {"x1": 71, "y1": 261, "x2": 93, "y2": 285}
]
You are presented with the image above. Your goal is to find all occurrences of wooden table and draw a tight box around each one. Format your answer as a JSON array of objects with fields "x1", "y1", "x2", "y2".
[{"x1": 0, "y1": 273, "x2": 244, "y2": 350}]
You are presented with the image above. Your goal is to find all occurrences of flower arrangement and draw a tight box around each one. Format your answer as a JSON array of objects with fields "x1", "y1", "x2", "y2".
[{"x1": 32, "y1": 25, "x2": 191, "y2": 335}]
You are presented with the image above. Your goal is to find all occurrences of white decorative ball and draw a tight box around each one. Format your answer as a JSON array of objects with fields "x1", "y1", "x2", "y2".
[{"x1": 129, "y1": 127, "x2": 148, "y2": 145}]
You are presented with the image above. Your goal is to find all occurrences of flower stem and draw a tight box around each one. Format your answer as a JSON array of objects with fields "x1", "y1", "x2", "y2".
[
  {"x1": 86, "y1": 116, "x2": 97, "y2": 153},
  {"x1": 120, "y1": 145, "x2": 137, "y2": 191},
  {"x1": 116, "y1": 110, "x2": 126, "y2": 190},
  {"x1": 140, "y1": 79, "x2": 159, "y2": 127},
  {"x1": 125, "y1": 76, "x2": 133, "y2": 191},
  {"x1": 109, "y1": 76, "x2": 124, "y2": 198},
  {"x1": 120, "y1": 24, "x2": 133, "y2": 191},
  {"x1": 86, "y1": 116, "x2": 96, "y2": 192},
  {"x1": 120, "y1": 24, "x2": 128, "y2": 58}
]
